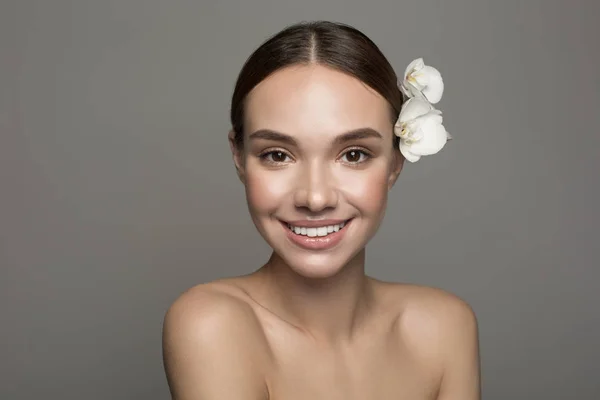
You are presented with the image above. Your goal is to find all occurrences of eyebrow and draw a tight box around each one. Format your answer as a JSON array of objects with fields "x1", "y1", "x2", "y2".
[{"x1": 248, "y1": 128, "x2": 383, "y2": 146}]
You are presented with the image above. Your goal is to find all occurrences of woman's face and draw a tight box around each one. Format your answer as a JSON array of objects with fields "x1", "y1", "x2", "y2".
[{"x1": 231, "y1": 64, "x2": 403, "y2": 278}]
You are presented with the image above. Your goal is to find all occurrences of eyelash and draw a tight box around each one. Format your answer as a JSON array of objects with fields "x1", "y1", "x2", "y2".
[
  {"x1": 258, "y1": 147, "x2": 372, "y2": 166},
  {"x1": 259, "y1": 149, "x2": 293, "y2": 165},
  {"x1": 340, "y1": 148, "x2": 372, "y2": 165}
]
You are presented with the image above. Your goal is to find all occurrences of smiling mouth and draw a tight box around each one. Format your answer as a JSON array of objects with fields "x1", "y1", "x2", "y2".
[{"x1": 284, "y1": 219, "x2": 352, "y2": 237}]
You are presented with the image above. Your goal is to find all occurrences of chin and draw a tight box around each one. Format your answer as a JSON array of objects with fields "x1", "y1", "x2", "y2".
[{"x1": 279, "y1": 252, "x2": 355, "y2": 279}]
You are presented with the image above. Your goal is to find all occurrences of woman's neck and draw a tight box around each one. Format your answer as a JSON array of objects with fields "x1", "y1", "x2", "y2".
[{"x1": 250, "y1": 249, "x2": 376, "y2": 347}]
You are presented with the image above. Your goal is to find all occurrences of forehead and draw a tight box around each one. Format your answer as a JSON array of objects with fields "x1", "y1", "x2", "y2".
[{"x1": 244, "y1": 65, "x2": 393, "y2": 139}]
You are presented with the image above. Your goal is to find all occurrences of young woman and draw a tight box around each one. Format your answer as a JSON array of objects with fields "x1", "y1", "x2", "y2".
[{"x1": 162, "y1": 21, "x2": 481, "y2": 400}]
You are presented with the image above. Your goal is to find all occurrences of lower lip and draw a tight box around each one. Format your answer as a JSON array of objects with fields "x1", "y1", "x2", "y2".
[{"x1": 281, "y1": 219, "x2": 352, "y2": 251}]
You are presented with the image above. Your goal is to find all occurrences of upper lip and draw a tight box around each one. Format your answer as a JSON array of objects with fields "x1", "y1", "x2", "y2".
[{"x1": 283, "y1": 219, "x2": 350, "y2": 227}]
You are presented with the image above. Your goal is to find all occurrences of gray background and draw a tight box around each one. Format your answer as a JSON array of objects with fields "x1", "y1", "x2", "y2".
[{"x1": 1, "y1": 0, "x2": 598, "y2": 399}]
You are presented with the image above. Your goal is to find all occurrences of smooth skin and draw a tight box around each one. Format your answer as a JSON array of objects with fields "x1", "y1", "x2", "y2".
[{"x1": 162, "y1": 64, "x2": 481, "y2": 400}]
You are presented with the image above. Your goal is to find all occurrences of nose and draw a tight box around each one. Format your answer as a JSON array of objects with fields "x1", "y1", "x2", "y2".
[{"x1": 293, "y1": 161, "x2": 339, "y2": 212}]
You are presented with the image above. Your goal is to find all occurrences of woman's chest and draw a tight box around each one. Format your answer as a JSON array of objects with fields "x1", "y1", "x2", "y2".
[{"x1": 262, "y1": 331, "x2": 439, "y2": 400}]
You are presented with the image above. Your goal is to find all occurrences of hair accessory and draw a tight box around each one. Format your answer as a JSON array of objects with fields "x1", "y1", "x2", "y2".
[{"x1": 394, "y1": 58, "x2": 451, "y2": 163}]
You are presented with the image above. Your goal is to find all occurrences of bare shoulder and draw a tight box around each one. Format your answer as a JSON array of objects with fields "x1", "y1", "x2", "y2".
[
  {"x1": 164, "y1": 280, "x2": 262, "y2": 325},
  {"x1": 162, "y1": 283, "x2": 270, "y2": 400},
  {"x1": 382, "y1": 282, "x2": 481, "y2": 399},
  {"x1": 387, "y1": 283, "x2": 478, "y2": 349},
  {"x1": 395, "y1": 284, "x2": 477, "y2": 328}
]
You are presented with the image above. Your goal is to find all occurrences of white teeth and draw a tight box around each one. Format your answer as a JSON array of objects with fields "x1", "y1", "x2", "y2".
[{"x1": 287, "y1": 221, "x2": 348, "y2": 237}]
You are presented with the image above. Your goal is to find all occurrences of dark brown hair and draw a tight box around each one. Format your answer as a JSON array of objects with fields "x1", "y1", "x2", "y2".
[{"x1": 230, "y1": 20, "x2": 404, "y2": 148}]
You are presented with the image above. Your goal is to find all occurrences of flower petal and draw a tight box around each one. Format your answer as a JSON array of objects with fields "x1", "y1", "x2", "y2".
[
  {"x1": 397, "y1": 98, "x2": 433, "y2": 125},
  {"x1": 403, "y1": 58, "x2": 424, "y2": 81},
  {"x1": 416, "y1": 65, "x2": 444, "y2": 104},
  {"x1": 401, "y1": 58, "x2": 425, "y2": 99},
  {"x1": 407, "y1": 119, "x2": 448, "y2": 156},
  {"x1": 400, "y1": 81, "x2": 421, "y2": 99},
  {"x1": 399, "y1": 142, "x2": 422, "y2": 163},
  {"x1": 401, "y1": 58, "x2": 444, "y2": 104}
]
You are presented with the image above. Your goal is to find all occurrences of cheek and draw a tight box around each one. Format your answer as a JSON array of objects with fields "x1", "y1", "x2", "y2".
[
  {"x1": 244, "y1": 167, "x2": 290, "y2": 214},
  {"x1": 341, "y1": 164, "x2": 390, "y2": 214}
]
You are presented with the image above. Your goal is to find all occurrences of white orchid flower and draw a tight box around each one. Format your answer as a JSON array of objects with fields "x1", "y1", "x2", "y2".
[
  {"x1": 394, "y1": 97, "x2": 450, "y2": 163},
  {"x1": 401, "y1": 58, "x2": 444, "y2": 104}
]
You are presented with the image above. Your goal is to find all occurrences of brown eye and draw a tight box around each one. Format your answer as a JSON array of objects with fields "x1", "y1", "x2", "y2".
[
  {"x1": 261, "y1": 150, "x2": 291, "y2": 164},
  {"x1": 271, "y1": 151, "x2": 287, "y2": 162},
  {"x1": 341, "y1": 149, "x2": 369, "y2": 164},
  {"x1": 346, "y1": 150, "x2": 360, "y2": 163}
]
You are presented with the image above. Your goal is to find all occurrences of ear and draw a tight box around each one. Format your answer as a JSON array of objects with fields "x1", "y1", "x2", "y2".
[
  {"x1": 228, "y1": 130, "x2": 246, "y2": 184},
  {"x1": 387, "y1": 147, "x2": 404, "y2": 190}
]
